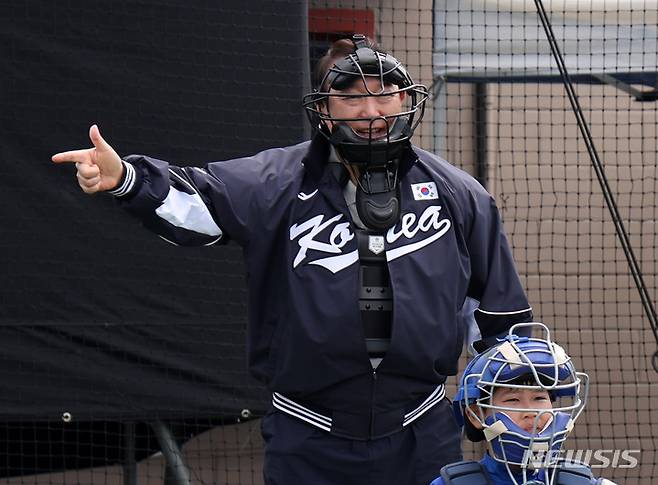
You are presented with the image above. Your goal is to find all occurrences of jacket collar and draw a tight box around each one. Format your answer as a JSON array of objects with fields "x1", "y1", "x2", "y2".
[{"x1": 301, "y1": 132, "x2": 419, "y2": 184}]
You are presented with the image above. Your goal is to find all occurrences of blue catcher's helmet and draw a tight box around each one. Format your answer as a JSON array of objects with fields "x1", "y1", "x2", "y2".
[{"x1": 453, "y1": 323, "x2": 589, "y2": 484}]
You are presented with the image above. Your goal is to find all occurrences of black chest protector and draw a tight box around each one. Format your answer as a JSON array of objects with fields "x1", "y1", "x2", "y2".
[
  {"x1": 439, "y1": 460, "x2": 597, "y2": 485},
  {"x1": 355, "y1": 228, "x2": 392, "y2": 358}
]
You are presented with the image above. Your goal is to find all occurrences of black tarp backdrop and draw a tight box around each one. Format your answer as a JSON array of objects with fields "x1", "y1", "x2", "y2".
[{"x1": 0, "y1": 0, "x2": 308, "y2": 474}]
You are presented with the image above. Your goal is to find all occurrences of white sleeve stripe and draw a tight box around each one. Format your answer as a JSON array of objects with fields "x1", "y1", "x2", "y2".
[
  {"x1": 158, "y1": 235, "x2": 180, "y2": 246},
  {"x1": 109, "y1": 162, "x2": 136, "y2": 197},
  {"x1": 475, "y1": 307, "x2": 533, "y2": 316},
  {"x1": 203, "y1": 235, "x2": 223, "y2": 246},
  {"x1": 403, "y1": 384, "x2": 445, "y2": 425},
  {"x1": 272, "y1": 393, "x2": 332, "y2": 426},
  {"x1": 155, "y1": 187, "x2": 222, "y2": 237}
]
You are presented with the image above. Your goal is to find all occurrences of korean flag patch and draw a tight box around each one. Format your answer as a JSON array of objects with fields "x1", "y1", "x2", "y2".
[{"x1": 411, "y1": 182, "x2": 438, "y2": 201}]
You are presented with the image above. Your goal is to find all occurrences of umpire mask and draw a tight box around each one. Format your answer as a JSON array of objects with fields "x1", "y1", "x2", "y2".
[{"x1": 303, "y1": 34, "x2": 429, "y2": 231}]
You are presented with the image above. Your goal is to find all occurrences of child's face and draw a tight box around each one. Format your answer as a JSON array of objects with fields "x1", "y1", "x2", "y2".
[{"x1": 490, "y1": 387, "x2": 553, "y2": 433}]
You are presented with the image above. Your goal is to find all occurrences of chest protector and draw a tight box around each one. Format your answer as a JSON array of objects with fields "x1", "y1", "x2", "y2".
[
  {"x1": 439, "y1": 460, "x2": 596, "y2": 485},
  {"x1": 355, "y1": 228, "x2": 392, "y2": 358}
]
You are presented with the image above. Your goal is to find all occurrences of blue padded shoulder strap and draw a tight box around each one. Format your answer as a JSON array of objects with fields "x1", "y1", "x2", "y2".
[
  {"x1": 555, "y1": 461, "x2": 596, "y2": 485},
  {"x1": 440, "y1": 460, "x2": 492, "y2": 485}
]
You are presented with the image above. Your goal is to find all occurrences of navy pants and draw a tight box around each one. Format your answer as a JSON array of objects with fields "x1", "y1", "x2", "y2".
[{"x1": 261, "y1": 399, "x2": 462, "y2": 485}]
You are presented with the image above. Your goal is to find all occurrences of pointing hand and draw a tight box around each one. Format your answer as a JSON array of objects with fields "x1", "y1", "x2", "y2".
[{"x1": 52, "y1": 125, "x2": 124, "y2": 194}]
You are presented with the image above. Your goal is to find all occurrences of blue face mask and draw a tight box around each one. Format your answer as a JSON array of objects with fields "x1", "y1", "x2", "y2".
[{"x1": 484, "y1": 411, "x2": 573, "y2": 467}]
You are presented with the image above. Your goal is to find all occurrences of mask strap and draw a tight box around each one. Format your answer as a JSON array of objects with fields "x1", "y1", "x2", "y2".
[{"x1": 351, "y1": 33, "x2": 369, "y2": 50}]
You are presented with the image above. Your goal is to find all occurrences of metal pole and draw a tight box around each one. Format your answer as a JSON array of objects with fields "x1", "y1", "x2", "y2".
[
  {"x1": 123, "y1": 421, "x2": 137, "y2": 485},
  {"x1": 149, "y1": 420, "x2": 192, "y2": 485},
  {"x1": 474, "y1": 82, "x2": 488, "y2": 189}
]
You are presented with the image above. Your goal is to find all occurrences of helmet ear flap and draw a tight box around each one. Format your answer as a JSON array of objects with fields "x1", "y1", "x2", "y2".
[{"x1": 463, "y1": 408, "x2": 487, "y2": 442}]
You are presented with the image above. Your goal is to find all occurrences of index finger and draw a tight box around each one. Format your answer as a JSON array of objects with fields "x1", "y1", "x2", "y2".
[{"x1": 51, "y1": 149, "x2": 92, "y2": 164}]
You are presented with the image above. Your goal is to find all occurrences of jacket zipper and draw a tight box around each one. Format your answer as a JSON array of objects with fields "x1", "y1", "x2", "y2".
[{"x1": 369, "y1": 369, "x2": 377, "y2": 438}]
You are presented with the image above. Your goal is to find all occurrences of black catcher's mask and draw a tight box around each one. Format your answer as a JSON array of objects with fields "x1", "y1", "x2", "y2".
[{"x1": 303, "y1": 34, "x2": 429, "y2": 231}]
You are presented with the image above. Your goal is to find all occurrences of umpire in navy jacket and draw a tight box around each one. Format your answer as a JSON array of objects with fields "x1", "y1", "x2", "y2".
[{"x1": 53, "y1": 35, "x2": 533, "y2": 485}]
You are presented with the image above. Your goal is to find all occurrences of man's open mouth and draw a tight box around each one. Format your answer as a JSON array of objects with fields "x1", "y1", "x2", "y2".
[{"x1": 353, "y1": 127, "x2": 388, "y2": 139}]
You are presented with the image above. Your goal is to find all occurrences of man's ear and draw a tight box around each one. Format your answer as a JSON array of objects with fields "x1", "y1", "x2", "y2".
[
  {"x1": 317, "y1": 101, "x2": 334, "y2": 132},
  {"x1": 465, "y1": 404, "x2": 484, "y2": 429}
]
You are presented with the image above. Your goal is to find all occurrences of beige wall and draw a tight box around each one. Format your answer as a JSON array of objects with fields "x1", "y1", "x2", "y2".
[{"x1": 487, "y1": 81, "x2": 658, "y2": 483}]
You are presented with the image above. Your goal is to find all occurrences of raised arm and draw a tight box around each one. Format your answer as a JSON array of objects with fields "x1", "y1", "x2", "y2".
[{"x1": 51, "y1": 125, "x2": 258, "y2": 247}]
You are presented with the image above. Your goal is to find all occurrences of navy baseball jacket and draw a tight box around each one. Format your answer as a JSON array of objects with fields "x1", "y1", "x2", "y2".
[{"x1": 112, "y1": 134, "x2": 532, "y2": 438}]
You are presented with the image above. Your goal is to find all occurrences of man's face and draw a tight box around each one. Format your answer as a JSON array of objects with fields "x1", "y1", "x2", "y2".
[{"x1": 322, "y1": 77, "x2": 406, "y2": 140}]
